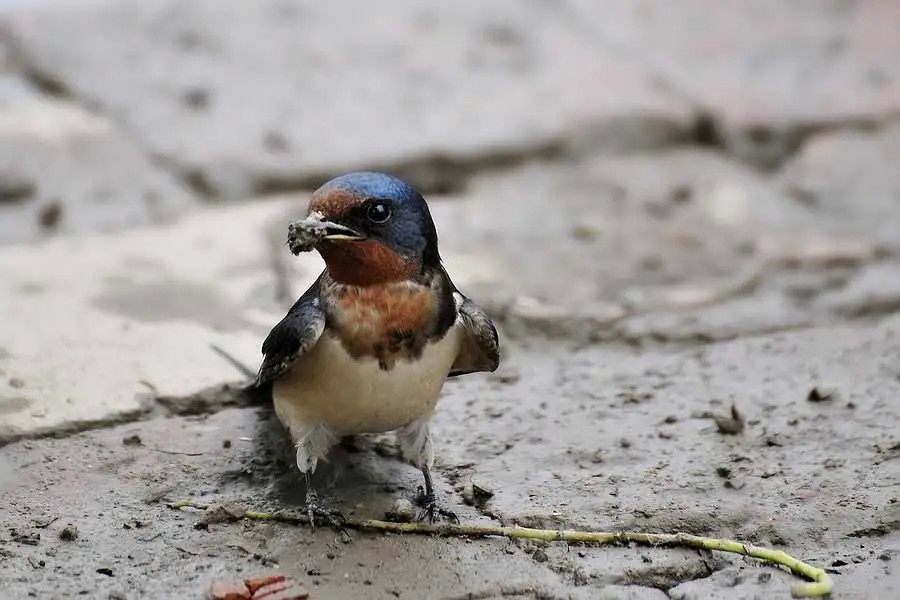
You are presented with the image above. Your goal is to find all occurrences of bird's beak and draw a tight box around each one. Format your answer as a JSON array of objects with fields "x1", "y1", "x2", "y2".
[
  {"x1": 288, "y1": 211, "x2": 365, "y2": 255},
  {"x1": 298, "y1": 211, "x2": 365, "y2": 240},
  {"x1": 320, "y1": 221, "x2": 365, "y2": 241}
]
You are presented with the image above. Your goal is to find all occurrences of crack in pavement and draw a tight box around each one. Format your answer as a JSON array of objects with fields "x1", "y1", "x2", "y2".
[
  {"x1": 0, "y1": 380, "x2": 265, "y2": 448},
  {"x1": 690, "y1": 110, "x2": 900, "y2": 172},
  {"x1": 544, "y1": 0, "x2": 900, "y2": 173},
  {"x1": 0, "y1": 405, "x2": 154, "y2": 449},
  {"x1": 0, "y1": 24, "x2": 686, "y2": 200},
  {"x1": 6, "y1": 4, "x2": 900, "y2": 204},
  {"x1": 0, "y1": 28, "x2": 207, "y2": 199},
  {"x1": 153, "y1": 380, "x2": 263, "y2": 416}
]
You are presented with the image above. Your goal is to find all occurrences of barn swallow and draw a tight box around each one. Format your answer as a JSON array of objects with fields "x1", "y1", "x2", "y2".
[{"x1": 256, "y1": 172, "x2": 500, "y2": 527}]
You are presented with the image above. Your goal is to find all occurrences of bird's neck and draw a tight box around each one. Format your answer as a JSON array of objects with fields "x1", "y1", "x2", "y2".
[{"x1": 319, "y1": 240, "x2": 421, "y2": 287}]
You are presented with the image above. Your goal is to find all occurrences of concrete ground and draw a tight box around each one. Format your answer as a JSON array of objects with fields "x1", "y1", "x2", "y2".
[{"x1": 0, "y1": 1, "x2": 898, "y2": 599}]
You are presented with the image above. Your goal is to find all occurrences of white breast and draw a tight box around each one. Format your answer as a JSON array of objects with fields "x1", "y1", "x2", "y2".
[{"x1": 273, "y1": 324, "x2": 462, "y2": 436}]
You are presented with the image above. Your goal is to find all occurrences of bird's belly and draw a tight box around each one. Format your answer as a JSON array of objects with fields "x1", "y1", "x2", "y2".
[{"x1": 273, "y1": 327, "x2": 461, "y2": 436}]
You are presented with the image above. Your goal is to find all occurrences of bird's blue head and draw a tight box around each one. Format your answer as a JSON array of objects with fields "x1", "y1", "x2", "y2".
[{"x1": 306, "y1": 172, "x2": 441, "y2": 285}]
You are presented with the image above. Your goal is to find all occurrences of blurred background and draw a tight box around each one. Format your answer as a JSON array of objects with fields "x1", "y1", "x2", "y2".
[{"x1": 1, "y1": 1, "x2": 899, "y2": 598}]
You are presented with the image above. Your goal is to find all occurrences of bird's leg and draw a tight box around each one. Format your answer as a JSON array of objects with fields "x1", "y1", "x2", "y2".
[
  {"x1": 416, "y1": 465, "x2": 459, "y2": 524},
  {"x1": 302, "y1": 469, "x2": 344, "y2": 532},
  {"x1": 397, "y1": 418, "x2": 459, "y2": 524},
  {"x1": 294, "y1": 424, "x2": 344, "y2": 532}
]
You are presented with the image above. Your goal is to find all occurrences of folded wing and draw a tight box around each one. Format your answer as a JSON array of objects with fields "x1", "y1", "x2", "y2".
[
  {"x1": 449, "y1": 290, "x2": 500, "y2": 377},
  {"x1": 256, "y1": 276, "x2": 326, "y2": 386}
]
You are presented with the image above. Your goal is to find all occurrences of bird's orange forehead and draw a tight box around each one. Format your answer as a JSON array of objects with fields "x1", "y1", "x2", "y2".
[{"x1": 308, "y1": 187, "x2": 365, "y2": 218}]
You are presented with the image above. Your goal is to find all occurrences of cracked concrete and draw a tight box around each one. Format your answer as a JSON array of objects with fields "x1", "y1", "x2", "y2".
[
  {"x1": 2, "y1": 321, "x2": 898, "y2": 597},
  {"x1": 0, "y1": 201, "x2": 302, "y2": 444},
  {"x1": 0, "y1": 0, "x2": 693, "y2": 199},
  {"x1": 565, "y1": 0, "x2": 900, "y2": 169},
  {"x1": 2, "y1": 1, "x2": 900, "y2": 598},
  {"x1": 0, "y1": 75, "x2": 195, "y2": 245}
]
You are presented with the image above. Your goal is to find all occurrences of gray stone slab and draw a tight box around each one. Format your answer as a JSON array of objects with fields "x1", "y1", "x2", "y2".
[
  {"x1": 779, "y1": 121, "x2": 900, "y2": 248},
  {"x1": 6, "y1": 143, "x2": 897, "y2": 444},
  {"x1": 567, "y1": 0, "x2": 900, "y2": 167},
  {"x1": 390, "y1": 150, "x2": 895, "y2": 341},
  {"x1": 0, "y1": 75, "x2": 196, "y2": 245},
  {"x1": 1, "y1": 0, "x2": 693, "y2": 198},
  {"x1": 0, "y1": 199, "x2": 322, "y2": 444},
  {"x1": 615, "y1": 292, "x2": 811, "y2": 344},
  {"x1": 816, "y1": 262, "x2": 900, "y2": 318},
  {"x1": 394, "y1": 150, "x2": 798, "y2": 313}
]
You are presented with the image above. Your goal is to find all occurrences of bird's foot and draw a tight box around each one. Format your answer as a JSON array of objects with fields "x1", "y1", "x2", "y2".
[
  {"x1": 305, "y1": 493, "x2": 346, "y2": 532},
  {"x1": 415, "y1": 485, "x2": 459, "y2": 524}
]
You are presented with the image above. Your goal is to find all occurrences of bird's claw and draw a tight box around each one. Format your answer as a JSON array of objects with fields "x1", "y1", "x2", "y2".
[
  {"x1": 305, "y1": 494, "x2": 346, "y2": 533},
  {"x1": 415, "y1": 486, "x2": 459, "y2": 524},
  {"x1": 417, "y1": 502, "x2": 459, "y2": 524}
]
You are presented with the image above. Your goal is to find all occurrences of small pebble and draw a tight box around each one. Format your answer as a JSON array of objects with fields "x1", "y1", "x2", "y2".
[
  {"x1": 38, "y1": 202, "x2": 63, "y2": 230},
  {"x1": 201, "y1": 504, "x2": 246, "y2": 526},
  {"x1": 58, "y1": 524, "x2": 79, "y2": 541},
  {"x1": 182, "y1": 87, "x2": 210, "y2": 110},
  {"x1": 462, "y1": 478, "x2": 495, "y2": 506},
  {"x1": 669, "y1": 184, "x2": 693, "y2": 204},
  {"x1": 462, "y1": 483, "x2": 476, "y2": 506},
  {"x1": 263, "y1": 131, "x2": 289, "y2": 153},
  {"x1": 386, "y1": 498, "x2": 415, "y2": 523},
  {"x1": 713, "y1": 403, "x2": 745, "y2": 435},
  {"x1": 807, "y1": 386, "x2": 839, "y2": 403},
  {"x1": 571, "y1": 225, "x2": 599, "y2": 241}
]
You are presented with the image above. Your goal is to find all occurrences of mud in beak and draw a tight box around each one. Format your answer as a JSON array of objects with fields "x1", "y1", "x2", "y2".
[{"x1": 287, "y1": 212, "x2": 365, "y2": 255}]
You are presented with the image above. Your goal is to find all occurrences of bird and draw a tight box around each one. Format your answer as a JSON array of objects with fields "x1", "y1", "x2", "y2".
[{"x1": 256, "y1": 172, "x2": 500, "y2": 527}]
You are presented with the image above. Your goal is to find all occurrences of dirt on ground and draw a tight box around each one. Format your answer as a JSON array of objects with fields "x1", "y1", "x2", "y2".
[{"x1": 2, "y1": 320, "x2": 898, "y2": 598}]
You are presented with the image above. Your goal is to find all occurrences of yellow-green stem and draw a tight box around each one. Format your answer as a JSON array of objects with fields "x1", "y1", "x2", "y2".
[{"x1": 168, "y1": 500, "x2": 832, "y2": 598}]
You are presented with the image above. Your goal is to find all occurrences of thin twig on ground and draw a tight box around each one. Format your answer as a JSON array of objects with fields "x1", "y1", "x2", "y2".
[
  {"x1": 168, "y1": 500, "x2": 832, "y2": 598},
  {"x1": 148, "y1": 447, "x2": 204, "y2": 457}
]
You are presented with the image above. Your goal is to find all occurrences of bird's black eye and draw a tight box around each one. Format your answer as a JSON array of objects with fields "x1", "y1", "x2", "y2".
[{"x1": 366, "y1": 199, "x2": 392, "y2": 224}]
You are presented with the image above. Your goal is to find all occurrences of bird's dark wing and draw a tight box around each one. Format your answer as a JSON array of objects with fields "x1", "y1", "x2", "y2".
[
  {"x1": 449, "y1": 288, "x2": 500, "y2": 377},
  {"x1": 256, "y1": 275, "x2": 326, "y2": 386}
]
